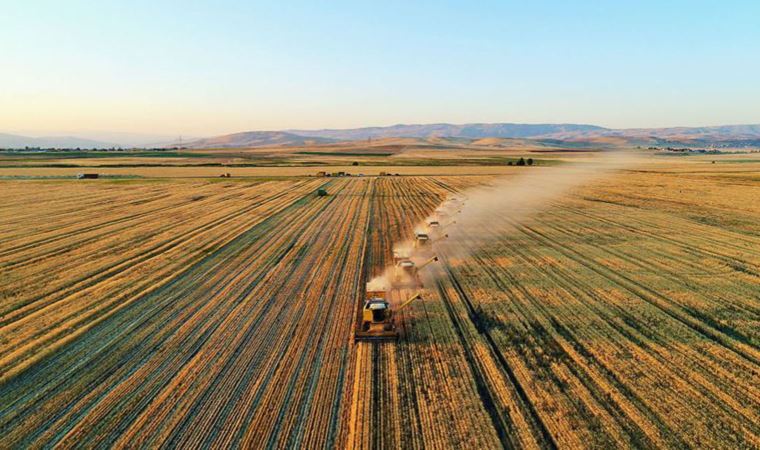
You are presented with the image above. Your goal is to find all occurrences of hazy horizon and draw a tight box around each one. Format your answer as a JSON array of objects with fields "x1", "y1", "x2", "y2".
[
  {"x1": 3, "y1": 1, "x2": 759, "y2": 137},
  {"x1": 6, "y1": 120, "x2": 760, "y2": 145}
]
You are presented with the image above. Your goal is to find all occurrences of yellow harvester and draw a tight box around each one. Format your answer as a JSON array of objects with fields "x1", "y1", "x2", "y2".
[
  {"x1": 413, "y1": 232, "x2": 430, "y2": 248},
  {"x1": 355, "y1": 289, "x2": 424, "y2": 341},
  {"x1": 392, "y1": 255, "x2": 438, "y2": 288}
]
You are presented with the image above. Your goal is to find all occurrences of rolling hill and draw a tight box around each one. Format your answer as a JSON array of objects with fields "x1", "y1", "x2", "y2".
[
  {"x1": 184, "y1": 131, "x2": 337, "y2": 149},
  {"x1": 185, "y1": 123, "x2": 760, "y2": 149},
  {"x1": 285, "y1": 123, "x2": 607, "y2": 140},
  {"x1": 5, "y1": 123, "x2": 760, "y2": 150}
]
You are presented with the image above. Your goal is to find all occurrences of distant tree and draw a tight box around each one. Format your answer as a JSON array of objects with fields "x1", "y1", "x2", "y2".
[
  {"x1": 516, "y1": 157, "x2": 526, "y2": 166},
  {"x1": 352, "y1": 161, "x2": 359, "y2": 166},
  {"x1": 507, "y1": 161, "x2": 513, "y2": 166},
  {"x1": 527, "y1": 158, "x2": 534, "y2": 166}
]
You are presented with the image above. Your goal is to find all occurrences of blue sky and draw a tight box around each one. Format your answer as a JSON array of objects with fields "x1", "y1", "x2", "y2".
[{"x1": 2, "y1": 0, "x2": 759, "y2": 137}]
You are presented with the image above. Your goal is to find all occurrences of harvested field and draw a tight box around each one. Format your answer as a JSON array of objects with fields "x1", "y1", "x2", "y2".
[
  {"x1": 1, "y1": 160, "x2": 758, "y2": 448},
  {"x1": 0, "y1": 165, "x2": 524, "y2": 179}
]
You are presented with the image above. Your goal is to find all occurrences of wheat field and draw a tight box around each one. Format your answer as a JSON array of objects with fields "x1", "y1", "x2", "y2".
[{"x1": 1, "y1": 160, "x2": 758, "y2": 448}]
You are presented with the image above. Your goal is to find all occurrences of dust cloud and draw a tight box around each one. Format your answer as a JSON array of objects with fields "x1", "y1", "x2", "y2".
[{"x1": 417, "y1": 151, "x2": 642, "y2": 283}]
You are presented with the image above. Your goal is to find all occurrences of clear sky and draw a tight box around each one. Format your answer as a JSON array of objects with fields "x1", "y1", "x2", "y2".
[{"x1": 2, "y1": 0, "x2": 759, "y2": 137}]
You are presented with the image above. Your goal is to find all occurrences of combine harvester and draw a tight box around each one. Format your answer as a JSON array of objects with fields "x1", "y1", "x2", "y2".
[
  {"x1": 392, "y1": 255, "x2": 438, "y2": 288},
  {"x1": 413, "y1": 231, "x2": 430, "y2": 249},
  {"x1": 414, "y1": 232, "x2": 448, "y2": 257},
  {"x1": 434, "y1": 208, "x2": 450, "y2": 221},
  {"x1": 354, "y1": 288, "x2": 425, "y2": 341},
  {"x1": 414, "y1": 231, "x2": 448, "y2": 247}
]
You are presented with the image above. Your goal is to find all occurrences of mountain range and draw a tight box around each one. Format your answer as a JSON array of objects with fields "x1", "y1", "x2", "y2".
[
  {"x1": 185, "y1": 123, "x2": 760, "y2": 149},
  {"x1": 3, "y1": 123, "x2": 760, "y2": 150}
]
